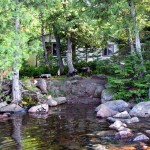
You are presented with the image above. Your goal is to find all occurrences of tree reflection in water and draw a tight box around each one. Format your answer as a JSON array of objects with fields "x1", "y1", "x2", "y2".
[{"x1": 11, "y1": 114, "x2": 23, "y2": 150}]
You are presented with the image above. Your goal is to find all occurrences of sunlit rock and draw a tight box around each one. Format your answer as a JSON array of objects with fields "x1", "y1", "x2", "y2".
[
  {"x1": 97, "y1": 104, "x2": 118, "y2": 118},
  {"x1": 28, "y1": 104, "x2": 49, "y2": 113},
  {"x1": 53, "y1": 97, "x2": 67, "y2": 104},
  {"x1": 47, "y1": 95, "x2": 58, "y2": 106},
  {"x1": 109, "y1": 120, "x2": 127, "y2": 131},
  {"x1": 0, "y1": 101, "x2": 8, "y2": 109},
  {"x1": 113, "y1": 111, "x2": 131, "y2": 119},
  {"x1": 130, "y1": 102, "x2": 150, "y2": 117},
  {"x1": 133, "y1": 133, "x2": 149, "y2": 142}
]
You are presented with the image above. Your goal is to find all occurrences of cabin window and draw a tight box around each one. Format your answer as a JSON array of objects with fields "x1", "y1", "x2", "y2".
[
  {"x1": 45, "y1": 42, "x2": 57, "y2": 56},
  {"x1": 103, "y1": 44, "x2": 114, "y2": 56}
]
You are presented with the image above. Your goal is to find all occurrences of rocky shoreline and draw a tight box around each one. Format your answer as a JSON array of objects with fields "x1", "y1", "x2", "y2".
[{"x1": 0, "y1": 75, "x2": 150, "y2": 149}]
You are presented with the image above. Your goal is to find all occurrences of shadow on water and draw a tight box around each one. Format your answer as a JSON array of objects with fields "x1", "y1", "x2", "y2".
[{"x1": 0, "y1": 104, "x2": 150, "y2": 150}]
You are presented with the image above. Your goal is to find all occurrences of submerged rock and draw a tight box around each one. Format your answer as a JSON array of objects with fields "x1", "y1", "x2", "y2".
[
  {"x1": 115, "y1": 130, "x2": 133, "y2": 139},
  {"x1": 97, "y1": 104, "x2": 118, "y2": 118},
  {"x1": 107, "y1": 117, "x2": 140, "y2": 124},
  {"x1": 129, "y1": 102, "x2": 150, "y2": 117},
  {"x1": 92, "y1": 144, "x2": 108, "y2": 150}
]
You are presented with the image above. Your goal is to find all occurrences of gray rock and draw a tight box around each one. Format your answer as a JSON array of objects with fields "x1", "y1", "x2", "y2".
[
  {"x1": 109, "y1": 120, "x2": 127, "y2": 131},
  {"x1": 105, "y1": 100, "x2": 129, "y2": 112},
  {"x1": 85, "y1": 83, "x2": 97, "y2": 96},
  {"x1": 107, "y1": 117, "x2": 117, "y2": 123},
  {"x1": 96, "y1": 100, "x2": 129, "y2": 112},
  {"x1": 70, "y1": 75, "x2": 83, "y2": 80},
  {"x1": 133, "y1": 133, "x2": 149, "y2": 142},
  {"x1": 60, "y1": 81, "x2": 72, "y2": 94},
  {"x1": 53, "y1": 97, "x2": 67, "y2": 104},
  {"x1": 129, "y1": 102, "x2": 150, "y2": 117},
  {"x1": 93, "y1": 85, "x2": 104, "y2": 98},
  {"x1": 124, "y1": 117, "x2": 139, "y2": 124},
  {"x1": 101, "y1": 89, "x2": 114, "y2": 103},
  {"x1": 97, "y1": 104, "x2": 118, "y2": 118},
  {"x1": 47, "y1": 95, "x2": 58, "y2": 106},
  {"x1": 0, "y1": 104, "x2": 25, "y2": 113},
  {"x1": 36, "y1": 79, "x2": 47, "y2": 94},
  {"x1": 0, "y1": 101, "x2": 8, "y2": 109},
  {"x1": 113, "y1": 111, "x2": 131, "y2": 119}
]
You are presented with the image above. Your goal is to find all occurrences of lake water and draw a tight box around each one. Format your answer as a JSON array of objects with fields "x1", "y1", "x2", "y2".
[{"x1": 0, "y1": 103, "x2": 149, "y2": 150}]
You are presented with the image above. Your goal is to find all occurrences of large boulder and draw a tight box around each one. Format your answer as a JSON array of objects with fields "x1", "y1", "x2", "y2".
[
  {"x1": 85, "y1": 83, "x2": 97, "y2": 96},
  {"x1": 28, "y1": 104, "x2": 49, "y2": 113},
  {"x1": 101, "y1": 89, "x2": 114, "y2": 103},
  {"x1": 36, "y1": 79, "x2": 47, "y2": 94},
  {"x1": 96, "y1": 100, "x2": 129, "y2": 112},
  {"x1": 60, "y1": 81, "x2": 72, "y2": 94},
  {"x1": 93, "y1": 85, "x2": 104, "y2": 98},
  {"x1": 129, "y1": 102, "x2": 150, "y2": 117},
  {"x1": 0, "y1": 104, "x2": 25, "y2": 113},
  {"x1": 97, "y1": 104, "x2": 118, "y2": 118}
]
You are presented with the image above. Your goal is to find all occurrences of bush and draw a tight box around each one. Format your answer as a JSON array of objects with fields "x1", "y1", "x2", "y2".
[{"x1": 108, "y1": 55, "x2": 150, "y2": 102}]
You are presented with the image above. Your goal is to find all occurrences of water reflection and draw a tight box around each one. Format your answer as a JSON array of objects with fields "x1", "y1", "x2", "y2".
[
  {"x1": 11, "y1": 114, "x2": 23, "y2": 150},
  {"x1": 1, "y1": 104, "x2": 148, "y2": 150}
]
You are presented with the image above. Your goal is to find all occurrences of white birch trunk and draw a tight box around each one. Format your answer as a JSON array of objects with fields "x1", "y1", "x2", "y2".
[
  {"x1": 66, "y1": 36, "x2": 75, "y2": 74},
  {"x1": 128, "y1": 28, "x2": 135, "y2": 54},
  {"x1": 12, "y1": 0, "x2": 21, "y2": 103},
  {"x1": 128, "y1": 0, "x2": 144, "y2": 64}
]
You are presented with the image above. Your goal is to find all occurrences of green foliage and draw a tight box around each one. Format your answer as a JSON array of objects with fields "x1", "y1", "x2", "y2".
[{"x1": 108, "y1": 55, "x2": 150, "y2": 101}]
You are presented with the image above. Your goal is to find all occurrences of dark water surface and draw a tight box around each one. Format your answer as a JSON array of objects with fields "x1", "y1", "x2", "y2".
[{"x1": 0, "y1": 104, "x2": 149, "y2": 150}]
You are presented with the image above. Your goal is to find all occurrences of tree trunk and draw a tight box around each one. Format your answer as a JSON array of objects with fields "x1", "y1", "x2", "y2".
[
  {"x1": 85, "y1": 44, "x2": 88, "y2": 62},
  {"x1": 53, "y1": 26, "x2": 64, "y2": 73},
  {"x1": 128, "y1": 0, "x2": 144, "y2": 64},
  {"x1": 12, "y1": 0, "x2": 21, "y2": 103},
  {"x1": 128, "y1": 28, "x2": 135, "y2": 54},
  {"x1": 66, "y1": 36, "x2": 75, "y2": 74},
  {"x1": 12, "y1": 115, "x2": 22, "y2": 150},
  {"x1": 41, "y1": 13, "x2": 50, "y2": 67}
]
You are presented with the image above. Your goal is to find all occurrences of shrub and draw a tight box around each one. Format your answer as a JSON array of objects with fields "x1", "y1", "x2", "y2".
[{"x1": 108, "y1": 55, "x2": 150, "y2": 102}]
